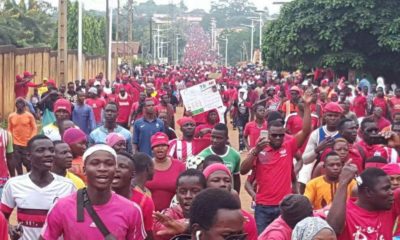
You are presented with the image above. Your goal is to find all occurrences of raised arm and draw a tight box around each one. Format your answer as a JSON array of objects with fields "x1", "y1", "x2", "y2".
[
  {"x1": 294, "y1": 91, "x2": 313, "y2": 148},
  {"x1": 327, "y1": 161, "x2": 357, "y2": 235}
]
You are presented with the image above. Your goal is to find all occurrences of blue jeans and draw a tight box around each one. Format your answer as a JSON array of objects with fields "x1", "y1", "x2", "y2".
[{"x1": 255, "y1": 204, "x2": 280, "y2": 234}]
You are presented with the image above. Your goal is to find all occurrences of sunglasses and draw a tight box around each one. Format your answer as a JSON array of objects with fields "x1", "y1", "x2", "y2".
[
  {"x1": 270, "y1": 134, "x2": 285, "y2": 138},
  {"x1": 225, "y1": 233, "x2": 248, "y2": 240}
]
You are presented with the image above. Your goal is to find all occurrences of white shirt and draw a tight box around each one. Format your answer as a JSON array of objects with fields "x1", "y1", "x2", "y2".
[{"x1": 1, "y1": 173, "x2": 76, "y2": 240}]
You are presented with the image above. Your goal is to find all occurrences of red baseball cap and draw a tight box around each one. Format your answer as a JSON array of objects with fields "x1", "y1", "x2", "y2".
[
  {"x1": 151, "y1": 132, "x2": 169, "y2": 148},
  {"x1": 177, "y1": 117, "x2": 195, "y2": 127},
  {"x1": 53, "y1": 99, "x2": 72, "y2": 115},
  {"x1": 23, "y1": 71, "x2": 33, "y2": 78},
  {"x1": 16, "y1": 75, "x2": 22, "y2": 81},
  {"x1": 324, "y1": 102, "x2": 343, "y2": 114}
]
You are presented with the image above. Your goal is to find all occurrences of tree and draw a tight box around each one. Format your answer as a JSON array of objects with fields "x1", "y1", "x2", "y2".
[
  {"x1": 263, "y1": 0, "x2": 400, "y2": 82},
  {"x1": 53, "y1": 0, "x2": 106, "y2": 55},
  {"x1": 0, "y1": 0, "x2": 55, "y2": 47}
]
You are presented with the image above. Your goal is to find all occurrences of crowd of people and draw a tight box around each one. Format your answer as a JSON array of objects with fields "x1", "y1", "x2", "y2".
[
  {"x1": 0, "y1": 22, "x2": 400, "y2": 240},
  {"x1": 1, "y1": 62, "x2": 400, "y2": 240}
]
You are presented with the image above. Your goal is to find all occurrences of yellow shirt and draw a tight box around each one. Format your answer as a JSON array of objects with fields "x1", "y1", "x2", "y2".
[
  {"x1": 65, "y1": 171, "x2": 85, "y2": 189},
  {"x1": 304, "y1": 175, "x2": 356, "y2": 209}
]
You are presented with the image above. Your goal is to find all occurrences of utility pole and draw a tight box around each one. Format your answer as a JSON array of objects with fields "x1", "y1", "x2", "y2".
[
  {"x1": 116, "y1": 0, "x2": 120, "y2": 42},
  {"x1": 176, "y1": 35, "x2": 180, "y2": 65},
  {"x1": 149, "y1": 16, "x2": 153, "y2": 61},
  {"x1": 128, "y1": 0, "x2": 133, "y2": 41},
  {"x1": 241, "y1": 19, "x2": 255, "y2": 63},
  {"x1": 58, "y1": 0, "x2": 68, "y2": 84},
  {"x1": 78, "y1": 0, "x2": 82, "y2": 82}
]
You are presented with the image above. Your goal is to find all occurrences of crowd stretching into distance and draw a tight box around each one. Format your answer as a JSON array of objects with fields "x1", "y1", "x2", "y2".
[{"x1": 0, "y1": 23, "x2": 399, "y2": 240}]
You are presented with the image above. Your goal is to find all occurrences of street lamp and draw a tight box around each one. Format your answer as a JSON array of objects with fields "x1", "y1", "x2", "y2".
[
  {"x1": 220, "y1": 37, "x2": 228, "y2": 66},
  {"x1": 176, "y1": 35, "x2": 181, "y2": 65},
  {"x1": 255, "y1": 10, "x2": 266, "y2": 65},
  {"x1": 241, "y1": 19, "x2": 255, "y2": 63}
]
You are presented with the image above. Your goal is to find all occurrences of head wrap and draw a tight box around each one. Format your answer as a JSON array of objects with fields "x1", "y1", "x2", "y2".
[
  {"x1": 203, "y1": 163, "x2": 231, "y2": 179},
  {"x1": 290, "y1": 86, "x2": 302, "y2": 93},
  {"x1": 321, "y1": 79, "x2": 329, "y2": 85},
  {"x1": 105, "y1": 133, "x2": 126, "y2": 147},
  {"x1": 54, "y1": 99, "x2": 72, "y2": 115},
  {"x1": 88, "y1": 87, "x2": 98, "y2": 95},
  {"x1": 63, "y1": 128, "x2": 86, "y2": 145},
  {"x1": 177, "y1": 117, "x2": 195, "y2": 127},
  {"x1": 324, "y1": 102, "x2": 343, "y2": 114},
  {"x1": 82, "y1": 144, "x2": 117, "y2": 164},
  {"x1": 280, "y1": 194, "x2": 313, "y2": 228},
  {"x1": 151, "y1": 132, "x2": 169, "y2": 148},
  {"x1": 292, "y1": 217, "x2": 334, "y2": 240},
  {"x1": 381, "y1": 163, "x2": 400, "y2": 176}
]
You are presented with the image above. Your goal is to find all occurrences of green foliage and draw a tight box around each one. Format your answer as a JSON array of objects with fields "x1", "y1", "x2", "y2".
[
  {"x1": 0, "y1": 0, "x2": 56, "y2": 47},
  {"x1": 200, "y1": 0, "x2": 269, "y2": 30},
  {"x1": 52, "y1": 0, "x2": 106, "y2": 55},
  {"x1": 263, "y1": 0, "x2": 400, "y2": 80},
  {"x1": 220, "y1": 28, "x2": 261, "y2": 65}
]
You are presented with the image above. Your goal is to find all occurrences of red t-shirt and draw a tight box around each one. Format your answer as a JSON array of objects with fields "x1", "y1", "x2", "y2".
[
  {"x1": 145, "y1": 160, "x2": 185, "y2": 211},
  {"x1": 373, "y1": 97, "x2": 388, "y2": 117},
  {"x1": 376, "y1": 117, "x2": 391, "y2": 131},
  {"x1": 85, "y1": 98, "x2": 106, "y2": 124},
  {"x1": 242, "y1": 210, "x2": 257, "y2": 240},
  {"x1": 258, "y1": 216, "x2": 292, "y2": 240},
  {"x1": 285, "y1": 114, "x2": 319, "y2": 135},
  {"x1": 130, "y1": 102, "x2": 143, "y2": 121},
  {"x1": 353, "y1": 95, "x2": 367, "y2": 117},
  {"x1": 356, "y1": 140, "x2": 390, "y2": 161},
  {"x1": 116, "y1": 95, "x2": 133, "y2": 124},
  {"x1": 338, "y1": 190, "x2": 400, "y2": 240},
  {"x1": 106, "y1": 93, "x2": 117, "y2": 103},
  {"x1": 130, "y1": 188, "x2": 155, "y2": 231},
  {"x1": 243, "y1": 121, "x2": 267, "y2": 149},
  {"x1": 255, "y1": 137, "x2": 298, "y2": 205},
  {"x1": 389, "y1": 97, "x2": 400, "y2": 115}
]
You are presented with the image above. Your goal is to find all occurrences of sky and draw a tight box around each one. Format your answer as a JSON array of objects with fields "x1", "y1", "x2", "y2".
[{"x1": 44, "y1": 0, "x2": 282, "y2": 14}]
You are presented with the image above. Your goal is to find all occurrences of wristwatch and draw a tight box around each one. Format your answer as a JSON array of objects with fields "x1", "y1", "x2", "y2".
[{"x1": 251, "y1": 149, "x2": 258, "y2": 156}]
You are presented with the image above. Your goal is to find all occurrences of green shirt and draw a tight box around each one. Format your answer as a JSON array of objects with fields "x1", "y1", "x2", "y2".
[{"x1": 197, "y1": 146, "x2": 241, "y2": 174}]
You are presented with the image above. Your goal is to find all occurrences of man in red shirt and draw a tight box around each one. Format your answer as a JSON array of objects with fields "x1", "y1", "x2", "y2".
[
  {"x1": 240, "y1": 91, "x2": 313, "y2": 234},
  {"x1": 155, "y1": 93, "x2": 175, "y2": 130},
  {"x1": 112, "y1": 151, "x2": 155, "y2": 240},
  {"x1": 116, "y1": 87, "x2": 133, "y2": 129},
  {"x1": 355, "y1": 118, "x2": 400, "y2": 163},
  {"x1": 371, "y1": 106, "x2": 391, "y2": 131},
  {"x1": 243, "y1": 104, "x2": 267, "y2": 150},
  {"x1": 14, "y1": 72, "x2": 40, "y2": 98},
  {"x1": 328, "y1": 166, "x2": 400, "y2": 240},
  {"x1": 373, "y1": 87, "x2": 389, "y2": 117},
  {"x1": 389, "y1": 87, "x2": 400, "y2": 117},
  {"x1": 353, "y1": 89, "x2": 368, "y2": 117},
  {"x1": 85, "y1": 87, "x2": 106, "y2": 126}
]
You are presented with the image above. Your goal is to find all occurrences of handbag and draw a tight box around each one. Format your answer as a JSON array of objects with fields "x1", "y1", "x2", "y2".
[{"x1": 77, "y1": 188, "x2": 117, "y2": 240}]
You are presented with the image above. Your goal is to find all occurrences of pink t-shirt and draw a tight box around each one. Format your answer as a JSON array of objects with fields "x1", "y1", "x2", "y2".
[
  {"x1": 259, "y1": 216, "x2": 292, "y2": 240},
  {"x1": 41, "y1": 192, "x2": 146, "y2": 240},
  {"x1": 338, "y1": 190, "x2": 400, "y2": 240},
  {"x1": 145, "y1": 160, "x2": 185, "y2": 211}
]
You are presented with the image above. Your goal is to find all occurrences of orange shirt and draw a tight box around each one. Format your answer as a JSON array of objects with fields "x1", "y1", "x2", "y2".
[
  {"x1": 69, "y1": 156, "x2": 86, "y2": 183},
  {"x1": 8, "y1": 112, "x2": 37, "y2": 146},
  {"x1": 304, "y1": 176, "x2": 356, "y2": 209}
]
